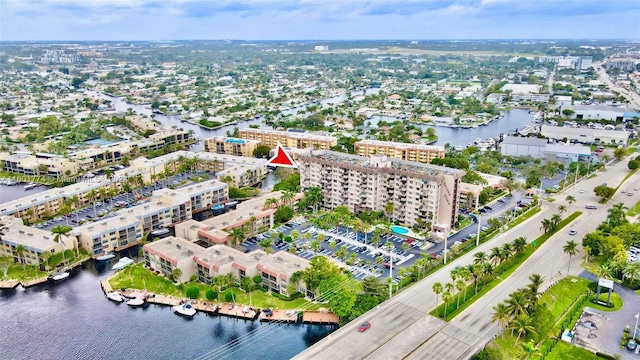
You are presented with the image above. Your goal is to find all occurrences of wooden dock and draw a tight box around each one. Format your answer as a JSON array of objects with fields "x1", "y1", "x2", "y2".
[
  {"x1": 0, "y1": 280, "x2": 20, "y2": 289},
  {"x1": 100, "y1": 280, "x2": 113, "y2": 293},
  {"x1": 21, "y1": 277, "x2": 48, "y2": 288},
  {"x1": 302, "y1": 310, "x2": 339, "y2": 325},
  {"x1": 259, "y1": 309, "x2": 299, "y2": 323},
  {"x1": 217, "y1": 303, "x2": 258, "y2": 320}
]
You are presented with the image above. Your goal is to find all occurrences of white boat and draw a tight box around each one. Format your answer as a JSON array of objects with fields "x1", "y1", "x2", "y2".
[
  {"x1": 106, "y1": 291, "x2": 124, "y2": 303},
  {"x1": 112, "y1": 257, "x2": 134, "y2": 271},
  {"x1": 96, "y1": 252, "x2": 116, "y2": 261},
  {"x1": 172, "y1": 301, "x2": 197, "y2": 317},
  {"x1": 24, "y1": 183, "x2": 37, "y2": 190},
  {"x1": 126, "y1": 298, "x2": 145, "y2": 307},
  {"x1": 51, "y1": 271, "x2": 70, "y2": 281}
]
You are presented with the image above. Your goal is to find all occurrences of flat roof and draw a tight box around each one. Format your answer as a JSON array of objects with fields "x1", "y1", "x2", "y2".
[
  {"x1": 144, "y1": 236, "x2": 204, "y2": 263},
  {"x1": 502, "y1": 136, "x2": 548, "y2": 146},
  {"x1": 544, "y1": 144, "x2": 591, "y2": 155},
  {"x1": 356, "y1": 139, "x2": 445, "y2": 151},
  {"x1": 257, "y1": 250, "x2": 310, "y2": 279},
  {"x1": 240, "y1": 128, "x2": 337, "y2": 141},
  {"x1": 0, "y1": 216, "x2": 73, "y2": 251},
  {"x1": 202, "y1": 191, "x2": 283, "y2": 229},
  {"x1": 301, "y1": 150, "x2": 464, "y2": 178},
  {"x1": 195, "y1": 244, "x2": 266, "y2": 269}
]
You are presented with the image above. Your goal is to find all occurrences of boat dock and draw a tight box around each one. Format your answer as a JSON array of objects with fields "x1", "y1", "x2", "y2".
[
  {"x1": 100, "y1": 280, "x2": 113, "y2": 293},
  {"x1": 259, "y1": 309, "x2": 300, "y2": 323},
  {"x1": 302, "y1": 311, "x2": 339, "y2": 325},
  {"x1": 217, "y1": 303, "x2": 258, "y2": 320},
  {"x1": 0, "y1": 280, "x2": 20, "y2": 289},
  {"x1": 21, "y1": 277, "x2": 49, "y2": 288}
]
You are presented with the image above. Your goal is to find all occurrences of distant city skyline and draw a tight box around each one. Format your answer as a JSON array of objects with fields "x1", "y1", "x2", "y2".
[{"x1": 1, "y1": 0, "x2": 639, "y2": 41}]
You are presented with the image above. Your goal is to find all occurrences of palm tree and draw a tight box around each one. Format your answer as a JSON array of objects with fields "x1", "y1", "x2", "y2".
[
  {"x1": 502, "y1": 243, "x2": 513, "y2": 257},
  {"x1": 229, "y1": 226, "x2": 246, "y2": 249},
  {"x1": 491, "y1": 303, "x2": 510, "y2": 331},
  {"x1": 510, "y1": 314, "x2": 535, "y2": 346},
  {"x1": 442, "y1": 290, "x2": 452, "y2": 318},
  {"x1": 540, "y1": 218, "x2": 553, "y2": 234},
  {"x1": 259, "y1": 238, "x2": 273, "y2": 254},
  {"x1": 304, "y1": 186, "x2": 323, "y2": 213},
  {"x1": 506, "y1": 290, "x2": 529, "y2": 320},
  {"x1": 597, "y1": 263, "x2": 613, "y2": 279},
  {"x1": 51, "y1": 224, "x2": 73, "y2": 261},
  {"x1": 566, "y1": 195, "x2": 575, "y2": 208},
  {"x1": 527, "y1": 274, "x2": 544, "y2": 306},
  {"x1": 550, "y1": 214, "x2": 562, "y2": 231},
  {"x1": 473, "y1": 251, "x2": 487, "y2": 264},
  {"x1": 521, "y1": 339, "x2": 541, "y2": 360},
  {"x1": 280, "y1": 190, "x2": 296, "y2": 208},
  {"x1": 623, "y1": 262, "x2": 640, "y2": 286},
  {"x1": 384, "y1": 202, "x2": 394, "y2": 222},
  {"x1": 87, "y1": 188, "x2": 98, "y2": 218},
  {"x1": 15, "y1": 245, "x2": 26, "y2": 269},
  {"x1": 557, "y1": 204, "x2": 567, "y2": 215},
  {"x1": 563, "y1": 240, "x2": 578, "y2": 274},
  {"x1": 171, "y1": 268, "x2": 183, "y2": 283},
  {"x1": 471, "y1": 263, "x2": 483, "y2": 294},
  {"x1": 512, "y1": 237, "x2": 527, "y2": 253},
  {"x1": 455, "y1": 279, "x2": 466, "y2": 308},
  {"x1": 263, "y1": 197, "x2": 279, "y2": 210},
  {"x1": 490, "y1": 247, "x2": 502, "y2": 266},
  {"x1": 432, "y1": 282, "x2": 443, "y2": 307}
]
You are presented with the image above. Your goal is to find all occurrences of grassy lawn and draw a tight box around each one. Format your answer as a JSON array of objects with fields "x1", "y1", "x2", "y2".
[
  {"x1": 505, "y1": 207, "x2": 542, "y2": 230},
  {"x1": 108, "y1": 263, "x2": 321, "y2": 310},
  {"x1": 545, "y1": 341, "x2": 601, "y2": 360},
  {"x1": 627, "y1": 201, "x2": 640, "y2": 217},
  {"x1": 581, "y1": 255, "x2": 606, "y2": 274},
  {"x1": 1, "y1": 263, "x2": 49, "y2": 281}
]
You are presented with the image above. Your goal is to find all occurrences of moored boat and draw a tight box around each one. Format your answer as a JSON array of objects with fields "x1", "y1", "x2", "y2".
[
  {"x1": 96, "y1": 252, "x2": 116, "y2": 261},
  {"x1": 126, "y1": 298, "x2": 145, "y2": 307},
  {"x1": 51, "y1": 271, "x2": 70, "y2": 281},
  {"x1": 172, "y1": 301, "x2": 197, "y2": 317},
  {"x1": 112, "y1": 257, "x2": 134, "y2": 271},
  {"x1": 106, "y1": 291, "x2": 124, "y2": 303}
]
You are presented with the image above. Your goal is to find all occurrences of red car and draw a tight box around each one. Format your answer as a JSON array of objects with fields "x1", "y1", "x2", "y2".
[{"x1": 358, "y1": 321, "x2": 371, "y2": 332}]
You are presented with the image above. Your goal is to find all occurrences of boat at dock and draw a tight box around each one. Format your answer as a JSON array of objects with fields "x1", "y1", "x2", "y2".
[
  {"x1": 51, "y1": 271, "x2": 70, "y2": 281},
  {"x1": 106, "y1": 292, "x2": 124, "y2": 303},
  {"x1": 96, "y1": 252, "x2": 116, "y2": 261},
  {"x1": 112, "y1": 257, "x2": 134, "y2": 271},
  {"x1": 172, "y1": 301, "x2": 197, "y2": 317},
  {"x1": 23, "y1": 183, "x2": 38, "y2": 190},
  {"x1": 126, "y1": 298, "x2": 145, "y2": 307}
]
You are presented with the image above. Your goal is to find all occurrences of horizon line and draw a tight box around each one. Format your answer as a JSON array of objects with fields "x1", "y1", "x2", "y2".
[{"x1": 1, "y1": 38, "x2": 640, "y2": 43}]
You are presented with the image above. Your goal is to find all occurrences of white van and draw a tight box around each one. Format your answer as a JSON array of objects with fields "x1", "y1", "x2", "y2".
[{"x1": 585, "y1": 204, "x2": 597, "y2": 209}]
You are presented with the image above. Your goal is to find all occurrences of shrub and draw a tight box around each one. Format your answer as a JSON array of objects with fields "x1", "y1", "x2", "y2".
[
  {"x1": 224, "y1": 291, "x2": 234, "y2": 302},
  {"x1": 186, "y1": 287, "x2": 200, "y2": 299},
  {"x1": 205, "y1": 289, "x2": 218, "y2": 301},
  {"x1": 190, "y1": 275, "x2": 197, "y2": 282},
  {"x1": 253, "y1": 275, "x2": 262, "y2": 284}
]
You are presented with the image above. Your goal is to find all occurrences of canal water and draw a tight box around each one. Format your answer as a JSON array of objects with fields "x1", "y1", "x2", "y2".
[
  {"x1": 87, "y1": 91, "x2": 536, "y2": 151},
  {"x1": 0, "y1": 258, "x2": 334, "y2": 360}
]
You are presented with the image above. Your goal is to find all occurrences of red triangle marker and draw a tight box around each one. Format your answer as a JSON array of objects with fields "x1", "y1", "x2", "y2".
[{"x1": 265, "y1": 142, "x2": 297, "y2": 168}]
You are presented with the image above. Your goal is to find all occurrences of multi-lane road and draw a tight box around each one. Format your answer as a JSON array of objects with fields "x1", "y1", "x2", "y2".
[{"x1": 295, "y1": 158, "x2": 639, "y2": 360}]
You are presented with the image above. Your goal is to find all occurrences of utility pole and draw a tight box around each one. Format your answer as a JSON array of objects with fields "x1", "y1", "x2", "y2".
[
  {"x1": 476, "y1": 213, "x2": 482, "y2": 247},
  {"x1": 443, "y1": 226, "x2": 449, "y2": 264},
  {"x1": 388, "y1": 251, "x2": 393, "y2": 300}
]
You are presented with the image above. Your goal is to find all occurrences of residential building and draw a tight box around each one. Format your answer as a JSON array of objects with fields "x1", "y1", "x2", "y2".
[
  {"x1": 256, "y1": 251, "x2": 310, "y2": 296},
  {"x1": 541, "y1": 125, "x2": 629, "y2": 146},
  {"x1": 0, "y1": 152, "x2": 81, "y2": 177},
  {"x1": 238, "y1": 128, "x2": 337, "y2": 150},
  {"x1": 354, "y1": 140, "x2": 445, "y2": 164},
  {"x1": 604, "y1": 59, "x2": 636, "y2": 72},
  {"x1": 459, "y1": 183, "x2": 482, "y2": 211},
  {"x1": 578, "y1": 56, "x2": 593, "y2": 71},
  {"x1": 143, "y1": 236, "x2": 205, "y2": 283},
  {"x1": 203, "y1": 136, "x2": 262, "y2": 157},
  {"x1": 194, "y1": 245, "x2": 263, "y2": 285},
  {"x1": 297, "y1": 150, "x2": 464, "y2": 231},
  {"x1": 0, "y1": 216, "x2": 77, "y2": 265},
  {"x1": 510, "y1": 93, "x2": 550, "y2": 103},
  {"x1": 74, "y1": 213, "x2": 143, "y2": 257}
]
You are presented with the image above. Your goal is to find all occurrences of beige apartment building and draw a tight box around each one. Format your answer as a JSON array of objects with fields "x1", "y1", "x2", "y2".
[
  {"x1": 0, "y1": 152, "x2": 82, "y2": 177},
  {"x1": 297, "y1": 150, "x2": 464, "y2": 230},
  {"x1": 238, "y1": 128, "x2": 337, "y2": 150},
  {"x1": 0, "y1": 216, "x2": 77, "y2": 265},
  {"x1": 203, "y1": 136, "x2": 262, "y2": 157},
  {"x1": 354, "y1": 139, "x2": 445, "y2": 164}
]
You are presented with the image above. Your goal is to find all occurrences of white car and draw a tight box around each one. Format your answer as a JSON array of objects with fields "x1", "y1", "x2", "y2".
[
  {"x1": 569, "y1": 229, "x2": 577, "y2": 235},
  {"x1": 579, "y1": 189, "x2": 585, "y2": 193}
]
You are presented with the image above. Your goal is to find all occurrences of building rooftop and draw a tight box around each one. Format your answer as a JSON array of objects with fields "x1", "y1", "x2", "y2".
[
  {"x1": 301, "y1": 150, "x2": 464, "y2": 179},
  {"x1": 256, "y1": 250, "x2": 310, "y2": 280},
  {"x1": 195, "y1": 244, "x2": 266, "y2": 269},
  {"x1": 356, "y1": 139, "x2": 445, "y2": 151},
  {"x1": 544, "y1": 144, "x2": 591, "y2": 155},
  {"x1": 144, "y1": 236, "x2": 204, "y2": 264},
  {"x1": 0, "y1": 216, "x2": 73, "y2": 251},
  {"x1": 202, "y1": 191, "x2": 283, "y2": 230},
  {"x1": 502, "y1": 136, "x2": 548, "y2": 146},
  {"x1": 240, "y1": 128, "x2": 337, "y2": 142}
]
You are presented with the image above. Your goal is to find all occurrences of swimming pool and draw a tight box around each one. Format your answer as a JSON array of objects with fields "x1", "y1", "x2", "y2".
[{"x1": 390, "y1": 225, "x2": 409, "y2": 235}]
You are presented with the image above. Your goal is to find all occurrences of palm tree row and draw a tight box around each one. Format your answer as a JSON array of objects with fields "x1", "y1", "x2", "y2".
[
  {"x1": 491, "y1": 274, "x2": 544, "y2": 346},
  {"x1": 432, "y1": 236, "x2": 528, "y2": 318}
]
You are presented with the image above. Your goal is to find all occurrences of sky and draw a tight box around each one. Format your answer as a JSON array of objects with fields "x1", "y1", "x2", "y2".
[{"x1": 1, "y1": 0, "x2": 639, "y2": 41}]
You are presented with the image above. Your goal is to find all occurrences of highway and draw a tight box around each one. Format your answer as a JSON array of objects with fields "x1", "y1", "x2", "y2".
[
  {"x1": 594, "y1": 61, "x2": 640, "y2": 111},
  {"x1": 295, "y1": 159, "x2": 639, "y2": 360}
]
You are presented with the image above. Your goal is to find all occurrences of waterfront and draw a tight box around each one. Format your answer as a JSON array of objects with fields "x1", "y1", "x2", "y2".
[
  {"x1": 0, "y1": 258, "x2": 335, "y2": 360},
  {"x1": 89, "y1": 91, "x2": 535, "y2": 150}
]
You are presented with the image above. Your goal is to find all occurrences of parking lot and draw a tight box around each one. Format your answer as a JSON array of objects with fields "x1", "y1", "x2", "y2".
[{"x1": 242, "y1": 219, "x2": 424, "y2": 283}]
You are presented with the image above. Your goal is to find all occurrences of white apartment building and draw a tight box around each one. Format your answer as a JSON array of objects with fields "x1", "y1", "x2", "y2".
[
  {"x1": 297, "y1": 150, "x2": 465, "y2": 231},
  {"x1": 238, "y1": 128, "x2": 337, "y2": 150},
  {"x1": 0, "y1": 216, "x2": 77, "y2": 265},
  {"x1": 354, "y1": 140, "x2": 445, "y2": 164}
]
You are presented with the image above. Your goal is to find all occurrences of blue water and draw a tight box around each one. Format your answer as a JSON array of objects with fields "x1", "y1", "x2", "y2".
[
  {"x1": 390, "y1": 225, "x2": 409, "y2": 235},
  {"x1": 0, "y1": 258, "x2": 335, "y2": 360},
  {"x1": 84, "y1": 138, "x2": 120, "y2": 146}
]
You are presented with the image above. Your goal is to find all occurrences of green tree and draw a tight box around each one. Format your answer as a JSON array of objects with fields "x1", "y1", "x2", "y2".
[
  {"x1": 594, "y1": 185, "x2": 615, "y2": 201},
  {"x1": 51, "y1": 224, "x2": 74, "y2": 260},
  {"x1": 317, "y1": 274, "x2": 361, "y2": 320},
  {"x1": 171, "y1": 268, "x2": 183, "y2": 283},
  {"x1": 563, "y1": 240, "x2": 578, "y2": 274},
  {"x1": 252, "y1": 144, "x2": 272, "y2": 158},
  {"x1": 510, "y1": 315, "x2": 535, "y2": 346},
  {"x1": 491, "y1": 302, "x2": 510, "y2": 331},
  {"x1": 432, "y1": 282, "x2": 443, "y2": 307},
  {"x1": 186, "y1": 286, "x2": 200, "y2": 299},
  {"x1": 613, "y1": 147, "x2": 627, "y2": 161}
]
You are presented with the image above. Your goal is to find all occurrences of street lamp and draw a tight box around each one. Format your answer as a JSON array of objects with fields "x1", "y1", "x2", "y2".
[
  {"x1": 634, "y1": 313, "x2": 639, "y2": 340},
  {"x1": 444, "y1": 226, "x2": 449, "y2": 264}
]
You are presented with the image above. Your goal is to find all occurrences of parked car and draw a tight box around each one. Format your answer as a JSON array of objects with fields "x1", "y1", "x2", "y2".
[{"x1": 569, "y1": 229, "x2": 577, "y2": 235}]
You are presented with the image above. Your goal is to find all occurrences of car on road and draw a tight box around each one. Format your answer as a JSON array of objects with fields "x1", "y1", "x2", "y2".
[
  {"x1": 569, "y1": 229, "x2": 577, "y2": 235},
  {"x1": 579, "y1": 189, "x2": 585, "y2": 193},
  {"x1": 358, "y1": 321, "x2": 371, "y2": 332},
  {"x1": 628, "y1": 192, "x2": 634, "y2": 197},
  {"x1": 585, "y1": 204, "x2": 597, "y2": 209}
]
